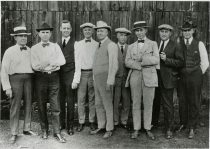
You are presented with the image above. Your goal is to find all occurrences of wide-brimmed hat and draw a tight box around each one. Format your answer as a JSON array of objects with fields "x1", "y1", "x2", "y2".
[
  {"x1": 80, "y1": 22, "x2": 95, "y2": 29},
  {"x1": 10, "y1": 26, "x2": 31, "y2": 36},
  {"x1": 36, "y1": 22, "x2": 53, "y2": 32},
  {"x1": 94, "y1": 21, "x2": 111, "y2": 30},
  {"x1": 115, "y1": 27, "x2": 131, "y2": 35},
  {"x1": 132, "y1": 21, "x2": 150, "y2": 30},
  {"x1": 180, "y1": 21, "x2": 197, "y2": 31},
  {"x1": 158, "y1": 24, "x2": 173, "y2": 31}
]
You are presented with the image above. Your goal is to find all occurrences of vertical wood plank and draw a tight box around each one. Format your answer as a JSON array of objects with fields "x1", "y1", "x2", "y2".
[
  {"x1": 31, "y1": 11, "x2": 39, "y2": 44},
  {"x1": 156, "y1": 1, "x2": 164, "y2": 11},
  {"x1": 90, "y1": 1, "x2": 101, "y2": 11},
  {"x1": 110, "y1": 11, "x2": 120, "y2": 43},
  {"x1": 27, "y1": 1, "x2": 39, "y2": 11},
  {"x1": 39, "y1": 1, "x2": 48, "y2": 11},
  {"x1": 48, "y1": 1, "x2": 59, "y2": 11},
  {"x1": 135, "y1": 1, "x2": 143, "y2": 11},
  {"x1": 110, "y1": 1, "x2": 119, "y2": 11}
]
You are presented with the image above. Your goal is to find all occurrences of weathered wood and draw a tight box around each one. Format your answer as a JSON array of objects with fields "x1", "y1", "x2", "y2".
[
  {"x1": 27, "y1": 1, "x2": 39, "y2": 11},
  {"x1": 156, "y1": 1, "x2": 164, "y2": 11},
  {"x1": 110, "y1": 1, "x2": 119, "y2": 11},
  {"x1": 48, "y1": 1, "x2": 59, "y2": 11},
  {"x1": 39, "y1": 1, "x2": 48, "y2": 11},
  {"x1": 164, "y1": 1, "x2": 180, "y2": 11}
]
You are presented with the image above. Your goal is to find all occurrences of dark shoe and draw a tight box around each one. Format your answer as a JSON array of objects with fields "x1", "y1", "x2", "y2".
[
  {"x1": 90, "y1": 128, "x2": 106, "y2": 135},
  {"x1": 120, "y1": 123, "x2": 128, "y2": 129},
  {"x1": 68, "y1": 127, "x2": 74, "y2": 136},
  {"x1": 23, "y1": 130, "x2": 36, "y2": 136},
  {"x1": 131, "y1": 130, "x2": 139, "y2": 139},
  {"x1": 188, "y1": 129, "x2": 195, "y2": 139},
  {"x1": 41, "y1": 131, "x2": 48, "y2": 139},
  {"x1": 176, "y1": 124, "x2": 186, "y2": 132},
  {"x1": 90, "y1": 123, "x2": 96, "y2": 131},
  {"x1": 146, "y1": 130, "x2": 155, "y2": 140},
  {"x1": 9, "y1": 135, "x2": 17, "y2": 144},
  {"x1": 166, "y1": 130, "x2": 173, "y2": 139},
  {"x1": 60, "y1": 126, "x2": 66, "y2": 131},
  {"x1": 103, "y1": 131, "x2": 113, "y2": 139},
  {"x1": 54, "y1": 133, "x2": 66, "y2": 143},
  {"x1": 77, "y1": 124, "x2": 84, "y2": 132}
]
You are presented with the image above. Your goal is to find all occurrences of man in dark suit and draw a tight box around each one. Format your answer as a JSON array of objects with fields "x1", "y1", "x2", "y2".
[
  {"x1": 58, "y1": 20, "x2": 76, "y2": 136},
  {"x1": 154, "y1": 24, "x2": 184, "y2": 139}
]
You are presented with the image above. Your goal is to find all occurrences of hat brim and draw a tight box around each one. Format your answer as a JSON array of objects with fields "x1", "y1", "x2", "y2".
[
  {"x1": 10, "y1": 33, "x2": 31, "y2": 36},
  {"x1": 158, "y1": 28, "x2": 173, "y2": 31},
  {"x1": 116, "y1": 31, "x2": 131, "y2": 35},
  {"x1": 94, "y1": 26, "x2": 111, "y2": 31},
  {"x1": 36, "y1": 28, "x2": 54, "y2": 32},
  {"x1": 132, "y1": 26, "x2": 150, "y2": 30}
]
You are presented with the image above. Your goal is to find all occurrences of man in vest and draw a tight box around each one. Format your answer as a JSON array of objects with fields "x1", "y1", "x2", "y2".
[
  {"x1": 90, "y1": 21, "x2": 118, "y2": 138},
  {"x1": 113, "y1": 28, "x2": 131, "y2": 130},
  {"x1": 153, "y1": 24, "x2": 184, "y2": 139},
  {"x1": 178, "y1": 21, "x2": 209, "y2": 139},
  {"x1": 31, "y1": 22, "x2": 66, "y2": 143},
  {"x1": 72, "y1": 22, "x2": 98, "y2": 132},
  {"x1": 125, "y1": 21, "x2": 159, "y2": 140},
  {"x1": 58, "y1": 20, "x2": 76, "y2": 136},
  {"x1": 1, "y1": 24, "x2": 34, "y2": 144}
]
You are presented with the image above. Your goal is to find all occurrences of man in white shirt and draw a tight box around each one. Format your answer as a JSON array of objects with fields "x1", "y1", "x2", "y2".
[
  {"x1": 1, "y1": 25, "x2": 34, "y2": 144},
  {"x1": 72, "y1": 22, "x2": 98, "y2": 132},
  {"x1": 178, "y1": 21, "x2": 209, "y2": 139},
  {"x1": 31, "y1": 22, "x2": 66, "y2": 143}
]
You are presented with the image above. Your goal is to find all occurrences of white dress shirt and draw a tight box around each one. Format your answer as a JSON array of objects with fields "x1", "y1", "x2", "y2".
[
  {"x1": 62, "y1": 36, "x2": 70, "y2": 44},
  {"x1": 1, "y1": 44, "x2": 34, "y2": 90},
  {"x1": 158, "y1": 39, "x2": 170, "y2": 52}
]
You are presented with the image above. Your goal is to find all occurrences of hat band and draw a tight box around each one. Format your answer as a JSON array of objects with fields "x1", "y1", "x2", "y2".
[
  {"x1": 13, "y1": 30, "x2": 28, "y2": 34},
  {"x1": 134, "y1": 23, "x2": 147, "y2": 28}
]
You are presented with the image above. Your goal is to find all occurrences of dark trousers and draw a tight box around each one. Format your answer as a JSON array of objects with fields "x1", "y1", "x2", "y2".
[
  {"x1": 9, "y1": 73, "x2": 32, "y2": 135},
  {"x1": 59, "y1": 70, "x2": 76, "y2": 130},
  {"x1": 178, "y1": 68, "x2": 202, "y2": 129},
  {"x1": 35, "y1": 72, "x2": 60, "y2": 134}
]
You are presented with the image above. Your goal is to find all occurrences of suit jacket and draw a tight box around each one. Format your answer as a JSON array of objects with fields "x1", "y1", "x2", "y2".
[
  {"x1": 125, "y1": 38, "x2": 159, "y2": 87},
  {"x1": 58, "y1": 37, "x2": 75, "y2": 73},
  {"x1": 158, "y1": 40, "x2": 184, "y2": 89}
]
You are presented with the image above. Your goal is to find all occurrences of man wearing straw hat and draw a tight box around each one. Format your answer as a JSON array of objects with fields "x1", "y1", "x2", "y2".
[
  {"x1": 72, "y1": 22, "x2": 98, "y2": 132},
  {"x1": 113, "y1": 27, "x2": 131, "y2": 130},
  {"x1": 125, "y1": 21, "x2": 159, "y2": 140},
  {"x1": 31, "y1": 22, "x2": 66, "y2": 143},
  {"x1": 91, "y1": 21, "x2": 118, "y2": 138},
  {"x1": 1, "y1": 24, "x2": 34, "y2": 144}
]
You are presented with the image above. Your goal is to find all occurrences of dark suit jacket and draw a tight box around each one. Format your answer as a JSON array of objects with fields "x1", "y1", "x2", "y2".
[{"x1": 158, "y1": 39, "x2": 184, "y2": 89}]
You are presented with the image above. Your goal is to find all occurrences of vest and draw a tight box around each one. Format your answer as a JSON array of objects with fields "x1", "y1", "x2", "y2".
[
  {"x1": 93, "y1": 38, "x2": 111, "y2": 75},
  {"x1": 116, "y1": 45, "x2": 128, "y2": 78},
  {"x1": 181, "y1": 39, "x2": 200, "y2": 73}
]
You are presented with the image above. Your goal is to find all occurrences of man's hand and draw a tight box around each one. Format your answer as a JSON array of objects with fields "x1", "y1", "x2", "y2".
[
  {"x1": 106, "y1": 84, "x2": 113, "y2": 91},
  {"x1": 6, "y1": 89, "x2": 12, "y2": 99},
  {"x1": 40, "y1": 61, "x2": 50, "y2": 70},
  {"x1": 72, "y1": 82, "x2": 78, "y2": 89},
  {"x1": 160, "y1": 52, "x2": 166, "y2": 61}
]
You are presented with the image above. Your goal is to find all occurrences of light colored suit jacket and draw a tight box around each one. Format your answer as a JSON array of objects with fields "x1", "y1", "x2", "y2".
[{"x1": 125, "y1": 38, "x2": 159, "y2": 87}]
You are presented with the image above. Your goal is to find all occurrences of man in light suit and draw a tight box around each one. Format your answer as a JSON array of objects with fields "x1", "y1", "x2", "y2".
[
  {"x1": 125, "y1": 21, "x2": 159, "y2": 140},
  {"x1": 113, "y1": 28, "x2": 131, "y2": 130},
  {"x1": 153, "y1": 24, "x2": 184, "y2": 139}
]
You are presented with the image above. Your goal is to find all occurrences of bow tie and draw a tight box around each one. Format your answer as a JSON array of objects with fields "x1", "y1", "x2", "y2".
[
  {"x1": 20, "y1": 46, "x2": 27, "y2": 51},
  {"x1": 138, "y1": 40, "x2": 144, "y2": 43},
  {"x1": 42, "y1": 43, "x2": 50, "y2": 47},
  {"x1": 85, "y1": 39, "x2": 91, "y2": 43}
]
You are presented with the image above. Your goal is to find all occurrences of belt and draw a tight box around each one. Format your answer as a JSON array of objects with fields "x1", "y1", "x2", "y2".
[
  {"x1": 81, "y1": 69, "x2": 92, "y2": 71},
  {"x1": 35, "y1": 71, "x2": 58, "y2": 75}
]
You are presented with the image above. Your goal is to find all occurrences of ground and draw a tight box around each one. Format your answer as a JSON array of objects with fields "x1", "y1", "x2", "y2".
[{"x1": 0, "y1": 104, "x2": 209, "y2": 149}]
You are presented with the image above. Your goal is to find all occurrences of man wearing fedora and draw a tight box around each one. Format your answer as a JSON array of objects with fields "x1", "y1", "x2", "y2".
[
  {"x1": 152, "y1": 24, "x2": 184, "y2": 139},
  {"x1": 113, "y1": 27, "x2": 131, "y2": 130},
  {"x1": 72, "y1": 22, "x2": 98, "y2": 132},
  {"x1": 125, "y1": 21, "x2": 159, "y2": 140},
  {"x1": 31, "y1": 22, "x2": 66, "y2": 143},
  {"x1": 1, "y1": 24, "x2": 34, "y2": 144},
  {"x1": 177, "y1": 21, "x2": 209, "y2": 139},
  {"x1": 58, "y1": 20, "x2": 76, "y2": 136},
  {"x1": 91, "y1": 21, "x2": 118, "y2": 138}
]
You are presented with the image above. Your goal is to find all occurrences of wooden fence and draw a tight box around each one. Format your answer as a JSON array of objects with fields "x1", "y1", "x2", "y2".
[{"x1": 1, "y1": 1, "x2": 210, "y2": 101}]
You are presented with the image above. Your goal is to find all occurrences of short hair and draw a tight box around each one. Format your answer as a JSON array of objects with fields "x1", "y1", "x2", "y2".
[{"x1": 60, "y1": 20, "x2": 71, "y2": 26}]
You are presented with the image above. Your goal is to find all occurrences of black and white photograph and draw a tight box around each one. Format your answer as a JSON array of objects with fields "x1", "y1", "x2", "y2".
[{"x1": 0, "y1": 1, "x2": 209, "y2": 148}]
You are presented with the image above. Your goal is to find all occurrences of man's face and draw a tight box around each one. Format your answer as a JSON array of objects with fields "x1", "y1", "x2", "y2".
[
  {"x1": 83, "y1": 27, "x2": 93, "y2": 39},
  {"x1": 96, "y1": 28, "x2": 108, "y2": 41},
  {"x1": 135, "y1": 28, "x2": 147, "y2": 39},
  {"x1": 14, "y1": 35, "x2": 27, "y2": 46},
  {"x1": 117, "y1": 32, "x2": 128, "y2": 45},
  {"x1": 159, "y1": 29, "x2": 171, "y2": 41},
  {"x1": 182, "y1": 28, "x2": 194, "y2": 39},
  {"x1": 60, "y1": 23, "x2": 72, "y2": 38},
  {"x1": 38, "y1": 30, "x2": 51, "y2": 42}
]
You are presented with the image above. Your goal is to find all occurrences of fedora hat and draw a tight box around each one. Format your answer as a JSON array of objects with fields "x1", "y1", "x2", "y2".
[
  {"x1": 180, "y1": 21, "x2": 197, "y2": 31},
  {"x1": 10, "y1": 26, "x2": 31, "y2": 36},
  {"x1": 132, "y1": 21, "x2": 150, "y2": 30},
  {"x1": 80, "y1": 22, "x2": 95, "y2": 29},
  {"x1": 36, "y1": 22, "x2": 53, "y2": 32},
  {"x1": 158, "y1": 24, "x2": 174, "y2": 31},
  {"x1": 94, "y1": 21, "x2": 111, "y2": 30},
  {"x1": 115, "y1": 27, "x2": 131, "y2": 35}
]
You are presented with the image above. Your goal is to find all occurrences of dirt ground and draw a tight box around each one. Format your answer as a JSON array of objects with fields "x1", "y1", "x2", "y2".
[{"x1": 0, "y1": 104, "x2": 209, "y2": 149}]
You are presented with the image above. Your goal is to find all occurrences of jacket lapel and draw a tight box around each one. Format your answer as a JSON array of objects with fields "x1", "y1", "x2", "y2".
[{"x1": 141, "y1": 38, "x2": 149, "y2": 54}]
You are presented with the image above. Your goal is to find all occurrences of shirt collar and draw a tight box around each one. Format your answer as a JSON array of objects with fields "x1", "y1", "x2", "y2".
[
  {"x1": 118, "y1": 42, "x2": 126, "y2": 48},
  {"x1": 184, "y1": 37, "x2": 193, "y2": 44},
  {"x1": 62, "y1": 36, "x2": 70, "y2": 43},
  {"x1": 41, "y1": 41, "x2": 50, "y2": 45},
  {"x1": 137, "y1": 36, "x2": 147, "y2": 43},
  {"x1": 100, "y1": 36, "x2": 108, "y2": 44},
  {"x1": 84, "y1": 37, "x2": 93, "y2": 42},
  {"x1": 161, "y1": 39, "x2": 170, "y2": 45}
]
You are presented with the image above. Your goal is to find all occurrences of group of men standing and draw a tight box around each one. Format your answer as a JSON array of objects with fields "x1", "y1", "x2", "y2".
[{"x1": 1, "y1": 19, "x2": 209, "y2": 144}]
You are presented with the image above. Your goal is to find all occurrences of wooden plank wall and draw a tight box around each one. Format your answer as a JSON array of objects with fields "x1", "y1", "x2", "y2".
[{"x1": 1, "y1": 1, "x2": 210, "y2": 101}]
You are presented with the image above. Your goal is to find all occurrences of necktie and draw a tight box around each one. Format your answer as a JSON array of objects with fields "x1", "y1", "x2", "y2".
[
  {"x1": 121, "y1": 46, "x2": 124, "y2": 54},
  {"x1": 99, "y1": 42, "x2": 101, "y2": 48},
  {"x1": 138, "y1": 40, "x2": 144, "y2": 43},
  {"x1": 186, "y1": 39, "x2": 190, "y2": 49},
  {"x1": 42, "y1": 43, "x2": 49, "y2": 47},
  {"x1": 20, "y1": 46, "x2": 27, "y2": 51},
  {"x1": 159, "y1": 41, "x2": 165, "y2": 53},
  {"x1": 85, "y1": 39, "x2": 91, "y2": 43},
  {"x1": 63, "y1": 39, "x2": 66, "y2": 48}
]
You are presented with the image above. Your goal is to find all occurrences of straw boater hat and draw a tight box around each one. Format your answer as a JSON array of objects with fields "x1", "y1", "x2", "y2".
[
  {"x1": 115, "y1": 27, "x2": 131, "y2": 35},
  {"x1": 94, "y1": 21, "x2": 111, "y2": 31},
  {"x1": 36, "y1": 22, "x2": 54, "y2": 32},
  {"x1": 132, "y1": 21, "x2": 150, "y2": 30},
  {"x1": 158, "y1": 24, "x2": 174, "y2": 31},
  {"x1": 80, "y1": 22, "x2": 95, "y2": 29},
  {"x1": 180, "y1": 21, "x2": 197, "y2": 31},
  {"x1": 10, "y1": 25, "x2": 31, "y2": 36}
]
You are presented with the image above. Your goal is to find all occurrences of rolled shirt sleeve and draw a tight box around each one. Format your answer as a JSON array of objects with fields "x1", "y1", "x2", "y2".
[
  {"x1": 199, "y1": 41, "x2": 209, "y2": 74},
  {"x1": 1, "y1": 50, "x2": 11, "y2": 90}
]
